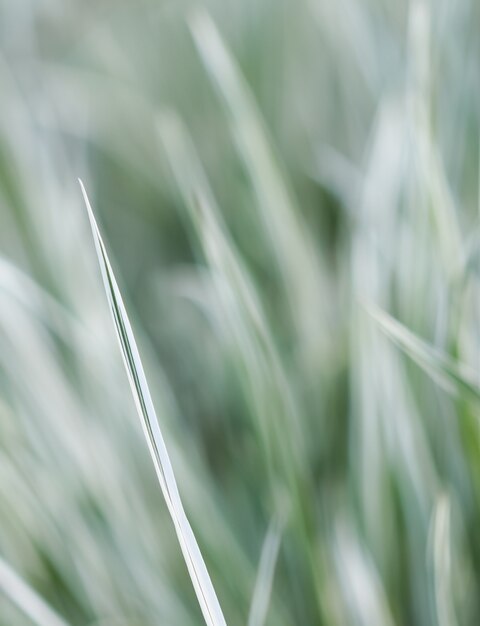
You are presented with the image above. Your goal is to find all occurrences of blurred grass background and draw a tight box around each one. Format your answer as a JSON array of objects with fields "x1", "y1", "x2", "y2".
[{"x1": 0, "y1": 0, "x2": 479, "y2": 624}]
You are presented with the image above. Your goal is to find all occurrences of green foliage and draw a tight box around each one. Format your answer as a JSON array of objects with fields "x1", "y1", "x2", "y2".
[{"x1": 0, "y1": 1, "x2": 479, "y2": 625}]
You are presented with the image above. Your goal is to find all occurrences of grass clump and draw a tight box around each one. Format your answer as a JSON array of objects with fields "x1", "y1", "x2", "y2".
[{"x1": 0, "y1": 1, "x2": 479, "y2": 625}]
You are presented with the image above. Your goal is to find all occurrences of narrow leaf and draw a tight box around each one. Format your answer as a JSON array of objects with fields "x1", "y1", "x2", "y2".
[
  {"x1": 188, "y1": 10, "x2": 330, "y2": 371},
  {"x1": 429, "y1": 494, "x2": 458, "y2": 626},
  {"x1": 248, "y1": 516, "x2": 283, "y2": 626},
  {"x1": 366, "y1": 303, "x2": 480, "y2": 406},
  {"x1": 0, "y1": 555, "x2": 71, "y2": 626},
  {"x1": 79, "y1": 180, "x2": 227, "y2": 626}
]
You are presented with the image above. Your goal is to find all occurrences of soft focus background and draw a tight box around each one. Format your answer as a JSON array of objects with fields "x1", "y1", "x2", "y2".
[{"x1": 0, "y1": 0, "x2": 479, "y2": 624}]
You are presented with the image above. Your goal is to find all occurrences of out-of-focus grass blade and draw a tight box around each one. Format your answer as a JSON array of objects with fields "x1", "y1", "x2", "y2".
[
  {"x1": 189, "y1": 10, "x2": 330, "y2": 372},
  {"x1": 158, "y1": 115, "x2": 327, "y2": 619},
  {"x1": 429, "y1": 494, "x2": 458, "y2": 626},
  {"x1": 332, "y1": 520, "x2": 396, "y2": 626},
  {"x1": 78, "y1": 180, "x2": 227, "y2": 626},
  {"x1": 157, "y1": 112, "x2": 305, "y2": 482},
  {"x1": 0, "y1": 256, "x2": 88, "y2": 344},
  {"x1": 0, "y1": 555, "x2": 71, "y2": 626},
  {"x1": 407, "y1": 1, "x2": 462, "y2": 275},
  {"x1": 366, "y1": 303, "x2": 480, "y2": 406},
  {"x1": 247, "y1": 516, "x2": 283, "y2": 626}
]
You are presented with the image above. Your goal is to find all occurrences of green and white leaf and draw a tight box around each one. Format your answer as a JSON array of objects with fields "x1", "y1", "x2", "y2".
[
  {"x1": 247, "y1": 515, "x2": 283, "y2": 626},
  {"x1": 0, "y1": 555, "x2": 71, "y2": 626},
  {"x1": 79, "y1": 180, "x2": 227, "y2": 626},
  {"x1": 366, "y1": 303, "x2": 480, "y2": 406}
]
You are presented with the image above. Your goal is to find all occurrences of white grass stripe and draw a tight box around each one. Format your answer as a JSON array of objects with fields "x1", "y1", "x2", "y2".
[
  {"x1": 365, "y1": 302, "x2": 480, "y2": 405},
  {"x1": 0, "y1": 556, "x2": 71, "y2": 626},
  {"x1": 248, "y1": 516, "x2": 282, "y2": 626},
  {"x1": 431, "y1": 495, "x2": 458, "y2": 626},
  {"x1": 79, "y1": 180, "x2": 227, "y2": 626}
]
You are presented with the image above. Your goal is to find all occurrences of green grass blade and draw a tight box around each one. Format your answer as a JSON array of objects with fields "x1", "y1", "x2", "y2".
[
  {"x1": 332, "y1": 520, "x2": 396, "y2": 626},
  {"x1": 157, "y1": 113, "x2": 306, "y2": 485},
  {"x1": 0, "y1": 555, "x2": 71, "y2": 626},
  {"x1": 247, "y1": 516, "x2": 283, "y2": 626},
  {"x1": 188, "y1": 10, "x2": 330, "y2": 372},
  {"x1": 79, "y1": 180, "x2": 227, "y2": 626},
  {"x1": 366, "y1": 303, "x2": 480, "y2": 406},
  {"x1": 429, "y1": 494, "x2": 458, "y2": 626},
  {"x1": 158, "y1": 115, "x2": 325, "y2": 622}
]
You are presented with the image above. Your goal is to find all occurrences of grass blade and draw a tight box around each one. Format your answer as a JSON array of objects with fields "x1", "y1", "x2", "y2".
[
  {"x1": 0, "y1": 555, "x2": 71, "y2": 626},
  {"x1": 429, "y1": 494, "x2": 458, "y2": 626},
  {"x1": 332, "y1": 520, "x2": 396, "y2": 626},
  {"x1": 78, "y1": 180, "x2": 227, "y2": 626},
  {"x1": 247, "y1": 516, "x2": 283, "y2": 626},
  {"x1": 188, "y1": 10, "x2": 330, "y2": 372},
  {"x1": 366, "y1": 303, "x2": 480, "y2": 406},
  {"x1": 157, "y1": 113, "x2": 305, "y2": 483}
]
